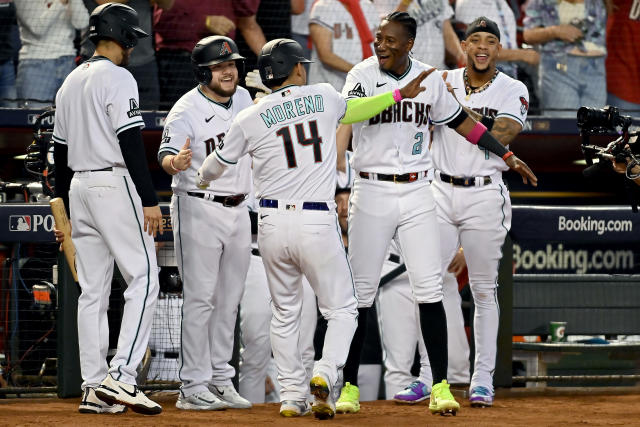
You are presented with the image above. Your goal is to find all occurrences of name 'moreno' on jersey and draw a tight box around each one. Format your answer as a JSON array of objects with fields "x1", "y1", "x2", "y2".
[{"x1": 216, "y1": 83, "x2": 347, "y2": 202}]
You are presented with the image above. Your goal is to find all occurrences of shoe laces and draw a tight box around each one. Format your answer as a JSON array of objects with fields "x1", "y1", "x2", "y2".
[{"x1": 406, "y1": 380, "x2": 425, "y2": 394}]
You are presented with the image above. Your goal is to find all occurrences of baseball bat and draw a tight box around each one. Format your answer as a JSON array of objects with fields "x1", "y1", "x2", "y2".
[{"x1": 49, "y1": 197, "x2": 79, "y2": 282}]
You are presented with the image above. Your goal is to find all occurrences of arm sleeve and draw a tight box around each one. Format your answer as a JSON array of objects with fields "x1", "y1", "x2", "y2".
[
  {"x1": 340, "y1": 91, "x2": 397, "y2": 124},
  {"x1": 341, "y1": 65, "x2": 370, "y2": 100},
  {"x1": 211, "y1": 116, "x2": 248, "y2": 167},
  {"x1": 233, "y1": 0, "x2": 260, "y2": 17},
  {"x1": 118, "y1": 127, "x2": 158, "y2": 207},
  {"x1": 523, "y1": 0, "x2": 543, "y2": 29},
  {"x1": 495, "y1": 81, "x2": 529, "y2": 127},
  {"x1": 53, "y1": 142, "x2": 73, "y2": 212},
  {"x1": 309, "y1": 1, "x2": 333, "y2": 29}
]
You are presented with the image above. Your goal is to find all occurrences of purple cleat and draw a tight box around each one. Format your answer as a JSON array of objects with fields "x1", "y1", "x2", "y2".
[
  {"x1": 469, "y1": 386, "x2": 494, "y2": 407},
  {"x1": 393, "y1": 381, "x2": 430, "y2": 404}
]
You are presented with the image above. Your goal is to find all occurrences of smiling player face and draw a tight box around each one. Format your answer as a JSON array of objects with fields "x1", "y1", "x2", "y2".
[
  {"x1": 462, "y1": 32, "x2": 501, "y2": 74},
  {"x1": 374, "y1": 19, "x2": 413, "y2": 75},
  {"x1": 208, "y1": 60, "x2": 239, "y2": 97}
]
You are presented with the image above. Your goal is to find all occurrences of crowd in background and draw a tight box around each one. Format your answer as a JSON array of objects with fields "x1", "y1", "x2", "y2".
[{"x1": 0, "y1": 0, "x2": 638, "y2": 116}]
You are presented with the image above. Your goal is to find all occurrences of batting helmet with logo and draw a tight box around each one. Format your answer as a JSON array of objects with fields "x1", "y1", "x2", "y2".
[
  {"x1": 258, "y1": 38, "x2": 312, "y2": 85},
  {"x1": 191, "y1": 36, "x2": 245, "y2": 86},
  {"x1": 88, "y1": 3, "x2": 148, "y2": 49}
]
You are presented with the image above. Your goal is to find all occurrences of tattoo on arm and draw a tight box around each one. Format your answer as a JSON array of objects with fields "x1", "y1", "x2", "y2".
[{"x1": 491, "y1": 117, "x2": 523, "y2": 146}]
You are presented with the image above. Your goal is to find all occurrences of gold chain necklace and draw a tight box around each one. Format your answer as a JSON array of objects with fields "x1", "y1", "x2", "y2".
[{"x1": 464, "y1": 68, "x2": 499, "y2": 101}]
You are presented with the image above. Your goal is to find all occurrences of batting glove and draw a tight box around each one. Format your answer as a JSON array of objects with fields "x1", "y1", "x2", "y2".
[
  {"x1": 195, "y1": 169, "x2": 210, "y2": 190},
  {"x1": 246, "y1": 69, "x2": 271, "y2": 96}
]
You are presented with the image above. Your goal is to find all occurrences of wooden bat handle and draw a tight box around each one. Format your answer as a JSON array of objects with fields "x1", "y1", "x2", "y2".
[{"x1": 49, "y1": 197, "x2": 79, "y2": 282}]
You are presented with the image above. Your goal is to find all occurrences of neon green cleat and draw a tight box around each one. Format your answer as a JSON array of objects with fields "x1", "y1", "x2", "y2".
[
  {"x1": 335, "y1": 382, "x2": 360, "y2": 414},
  {"x1": 429, "y1": 380, "x2": 460, "y2": 416}
]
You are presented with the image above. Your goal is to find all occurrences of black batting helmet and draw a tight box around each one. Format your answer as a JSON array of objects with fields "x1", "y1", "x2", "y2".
[
  {"x1": 88, "y1": 3, "x2": 148, "y2": 49},
  {"x1": 191, "y1": 36, "x2": 245, "y2": 86},
  {"x1": 258, "y1": 38, "x2": 312, "y2": 85}
]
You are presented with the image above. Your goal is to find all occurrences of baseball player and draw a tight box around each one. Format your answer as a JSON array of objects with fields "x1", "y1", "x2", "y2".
[
  {"x1": 429, "y1": 16, "x2": 533, "y2": 407},
  {"x1": 52, "y1": 3, "x2": 162, "y2": 415},
  {"x1": 238, "y1": 193, "x2": 318, "y2": 404},
  {"x1": 157, "y1": 36, "x2": 253, "y2": 411},
  {"x1": 197, "y1": 38, "x2": 432, "y2": 419},
  {"x1": 337, "y1": 12, "x2": 536, "y2": 416},
  {"x1": 308, "y1": 0, "x2": 380, "y2": 91}
]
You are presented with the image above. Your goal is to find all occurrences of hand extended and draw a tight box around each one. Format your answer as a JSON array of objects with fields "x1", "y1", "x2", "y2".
[
  {"x1": 399, "y1": 68, "x2": 435, "y2": 99},
  {"x1": 172, "y1": 138, "x2": 192, "y2": 171},
  {"x1": 506, "y1": 155, "x2": 538, "y2": 187},
  {"x1": 245, "y1": 69, "x2": 272, "y2": 94},
  {"x1": 143, "y1": 205, "x2": 164, "y2": 237}
]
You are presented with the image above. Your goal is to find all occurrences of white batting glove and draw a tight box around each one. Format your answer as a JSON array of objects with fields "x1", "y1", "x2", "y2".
[
  {"x1": 195, "y1": 169, "x2": 210, "y2": 190},
  {"x1": 245, "y1": 69, "x2": 271, "y2": 94}
]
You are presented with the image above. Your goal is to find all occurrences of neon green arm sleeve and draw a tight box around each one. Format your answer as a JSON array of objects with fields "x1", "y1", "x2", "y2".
[{"x1": 340, "y1": 91, "x2": 396, "y2": 124}]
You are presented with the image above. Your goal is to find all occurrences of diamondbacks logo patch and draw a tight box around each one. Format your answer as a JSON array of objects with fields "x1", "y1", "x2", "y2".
[
  {"x1": 220, "y1": 41, "x2": 233, "y2": 56},
  {"x1": 127, "y1": 98, "x2": 141, "y2": 118},
  {"x1": 348, "y1": 83, "x2": 366, "y2": 98},
  {"x1": 519, "y1": 96, "x2": 529, "y2": 115}
]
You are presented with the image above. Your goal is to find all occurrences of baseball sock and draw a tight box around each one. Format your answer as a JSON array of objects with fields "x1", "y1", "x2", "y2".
[
  {"x1": 418, "y1": 301, "x2": 448, "y2": 384},
  {"x1": 342, "y1": 306, "x2": 369, "y2": 386}
]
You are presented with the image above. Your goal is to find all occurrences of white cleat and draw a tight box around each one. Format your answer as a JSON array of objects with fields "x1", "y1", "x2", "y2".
[
  {"x1": 95, "y1": 373, "x2": 162, "y2": 415},
  {"x1": 280, "y1": 400, "x2": 311, "y2": 417},
  {"x1": 209, "y1": 384, "x2": 252, "y2": 409},
  {"x1": 176, "y1": 390, "x2": 228, "y2": 411},
  {"x1": 78, "y1": 387, "x2": 127, "y2": 414}
]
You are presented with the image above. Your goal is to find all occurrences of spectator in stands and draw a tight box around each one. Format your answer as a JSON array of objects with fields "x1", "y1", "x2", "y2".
[
  {"x1": 454, "y1": 0, "x2": 539, "y2": 78},
  {"x1": 14, "y1": 0, "x2": 89, "y2": 108},
  {"x1": 0, "y1": 0, "x2": 17, "y2": 107},
  {"x1": 384, "y1": 0, "x2": 465, "y2": 69},
  {"x1": 80, "y1": 0, "x2": 173, "y2": 111},
  {"x1": 523, "y1": 0, "x2": 609, "y2": 117},
  {"x1": 308, "y1": 0, "x2": 379, "y2": 91},
  {"x1": 153, "y1": 0, "x2": 266, "y2": 110},
  {"x1": 605, "y1": 0, "x2": 640, "y2": 114},
  {"x1": 291, "y1": 0, "x2": 312, "y2": 72}
]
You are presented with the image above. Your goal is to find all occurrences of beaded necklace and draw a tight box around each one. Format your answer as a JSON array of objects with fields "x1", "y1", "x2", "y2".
[{"x1": 463, "y1": 68, "x2": 499, "y2": 100}]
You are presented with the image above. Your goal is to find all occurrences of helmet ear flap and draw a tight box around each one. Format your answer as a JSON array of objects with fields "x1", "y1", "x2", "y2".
[{"x1": 192, "y1": 62, "x2": 212, "y2": 86}]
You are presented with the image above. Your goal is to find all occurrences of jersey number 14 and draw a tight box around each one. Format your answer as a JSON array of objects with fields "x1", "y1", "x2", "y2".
[{"x1": 276, "y1": 120, "x2": 323, "y2": 168}]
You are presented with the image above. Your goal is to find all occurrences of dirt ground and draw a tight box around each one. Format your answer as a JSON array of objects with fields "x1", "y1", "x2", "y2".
[{"x1": 1, "y1": 389, "x2": 639, "y2": 426}]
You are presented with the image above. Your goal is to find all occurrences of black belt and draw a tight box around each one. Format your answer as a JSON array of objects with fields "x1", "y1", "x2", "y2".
[
  {"x1": 359, "y1": 171, "x2": 428, "y2": 183},
  {"x1": 438, "y1": 172, "x2": 491, "y2": 187},
  {"x1": 77, "y1": 167, "x2": 113, "y2": 173},
  {"x1": 187, "y1": 191, "x2": 247, "y2": 207},
  {"x1": 259, "y1": 199, "x2": 329, "y2": 211}
]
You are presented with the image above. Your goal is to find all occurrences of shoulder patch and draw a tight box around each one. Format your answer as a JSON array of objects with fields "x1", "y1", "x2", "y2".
[
  {"x1": 348, "y1": 82, "x2": 366, "y2": 98},
  {"x1": 127, "y1": 98, "x2": 141, "y2": 118},
  {"x1": 519, "y1": 96, "x2": 529, "y2": 116}
]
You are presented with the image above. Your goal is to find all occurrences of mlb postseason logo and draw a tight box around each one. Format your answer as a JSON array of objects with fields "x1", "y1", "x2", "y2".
[{"x1": 9, "y1": 215, "x2": 31, "y2": 231}]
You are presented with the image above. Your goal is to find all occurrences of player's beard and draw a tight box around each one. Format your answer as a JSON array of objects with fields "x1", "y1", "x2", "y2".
[
  {"x1": 209, "y1": 77, "x2": 238, "y2": 98},
  {"x1": 471, "y1": 61, "x2": 493, "y2": 75}
]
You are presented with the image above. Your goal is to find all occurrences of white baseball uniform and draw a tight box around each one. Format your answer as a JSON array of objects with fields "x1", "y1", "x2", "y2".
[
  {"x1": 431, "y1": 68, "x2": 528, "y2": 393},
  {"x1": 52, "y1": 56, "x2": 159, "y2": 390},
  {"x1": 206, "y1": 82, "x2": 358, "y2": 402},
  {"x1": 308, "y1": 0, "x2": 380, "y2": 91},
  {"x1": 343, "y1": 56, "x2": 461, "y2": 308},
  {"x1": 454, "y1": 0, "x2": 519, "y2": 77},
  {"x1": 238, "y1": 195, "x2": 318, "y2": 404},
  {"x1": 157, "y1": 85, "x2": 253, "y2": 397}
]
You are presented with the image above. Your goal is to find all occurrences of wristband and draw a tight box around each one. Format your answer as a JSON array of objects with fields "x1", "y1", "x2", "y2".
[
  {"x1": 466, "y1": 121, "x2": 487, "y2": 145},
  {"x1": 392, "y1": 89, "x2": 402, "y2": 103},
  {"x1": 169, "y1": 155, "x2": 180, "y2": 173},
  {"x1": 502, "y1": 151, "x2": 514, "y2": 161},
  {"x1": 480, "y1": 115, "x2": 495, "y2": 131}
]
